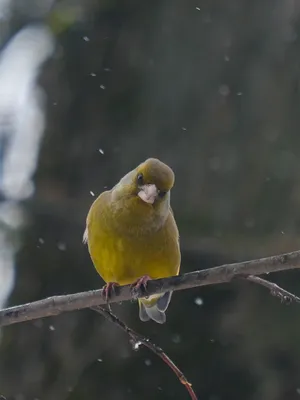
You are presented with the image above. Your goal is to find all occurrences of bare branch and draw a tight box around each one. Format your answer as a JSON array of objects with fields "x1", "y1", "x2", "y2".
[
  {"x1": 246, "y1": 275, "x2": 300, "y2": 304},
  {"x1": 1, "y1": 249, "x2": 300, "y2": 327},
  {"x1": 91, "y1": 306, "x2": 198, "y2": 400}
]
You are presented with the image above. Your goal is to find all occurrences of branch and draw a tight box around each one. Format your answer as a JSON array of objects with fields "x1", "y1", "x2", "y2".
[
  {"x1": 91, "y1": 306, "x2": 198, "y2": 400},
  {"x1": 1, "y1": 249, "x2": 300, "y2": 327},
  {"x1": 246, "y1": 275, "x2": 300, "y2": 304}
]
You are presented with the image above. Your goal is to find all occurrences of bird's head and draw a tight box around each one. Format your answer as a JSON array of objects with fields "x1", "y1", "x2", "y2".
[
  {"x1": 113, "y1": 158, "x2": 174, "y2": 210},
  {"x1": 135, "y1": 158, "x2": 174, "y2": 205}
]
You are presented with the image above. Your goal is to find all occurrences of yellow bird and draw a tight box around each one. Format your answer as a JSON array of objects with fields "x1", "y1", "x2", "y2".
[{"x1": 83, "y1": 158, "x2": 181, "y2": 323}]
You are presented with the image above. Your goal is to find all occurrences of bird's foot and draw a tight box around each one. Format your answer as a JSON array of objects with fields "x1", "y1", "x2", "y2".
[
  {"x1": 130, "y1": 275, "x2": 152, "y2": 298},
  {"x1": 102, "y1": 282, "x2": 120, "y2": 303}
]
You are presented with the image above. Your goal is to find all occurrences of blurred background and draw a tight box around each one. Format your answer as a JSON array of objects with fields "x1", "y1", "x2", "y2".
[{"x1": 0, "y1": 0, "x2": 300, "y2": 399}]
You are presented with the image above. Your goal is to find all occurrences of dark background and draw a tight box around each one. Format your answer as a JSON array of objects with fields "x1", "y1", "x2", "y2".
[{"x1": 1, "y1": 0, "x2": 300, "y2": 399}]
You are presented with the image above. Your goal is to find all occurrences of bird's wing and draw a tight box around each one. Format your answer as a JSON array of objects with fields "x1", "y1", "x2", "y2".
[
  {"x1": 82, "y1": 190, "x2": 111, "y2": 245},
  {"x1": 82, "y1": 228, "x2": 88, "y2": 244}
]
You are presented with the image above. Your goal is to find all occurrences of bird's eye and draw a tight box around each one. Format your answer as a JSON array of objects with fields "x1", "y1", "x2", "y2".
[
  {"x1": 158, "y1": 190, "x2": 167, "y2": 198},
  {"x1": 137, "y1": 173, "x2": 144, "y2": 185}
]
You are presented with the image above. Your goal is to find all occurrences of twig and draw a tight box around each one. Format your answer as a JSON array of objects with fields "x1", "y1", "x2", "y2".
[
  {"x1": 1, "y1": 249, "x2": 300, "y2": 327},
  {"x1": 246, "y1": 275, "x2": 300, "y2": 304},
  {"x1": 91, "y1": 306, "x2": 198, "y2": 400}
]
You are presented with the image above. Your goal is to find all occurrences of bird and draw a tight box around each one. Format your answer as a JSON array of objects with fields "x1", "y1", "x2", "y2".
[{"x1": 83, "y1": 158, "x2": 181, "y2": 323}]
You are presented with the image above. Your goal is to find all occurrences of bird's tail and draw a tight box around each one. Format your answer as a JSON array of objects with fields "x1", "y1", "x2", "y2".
[{"x1": 138, "y1": 291, "x2": 173, "y2": 324}]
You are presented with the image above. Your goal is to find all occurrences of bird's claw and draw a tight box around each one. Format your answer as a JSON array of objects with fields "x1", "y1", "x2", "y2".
[
  {"x1": 130, "y1": 275, "x2": 152, "y2": 298},
  {"x1": 102, "y1": 282, "x2": 120, "y2": 303}
]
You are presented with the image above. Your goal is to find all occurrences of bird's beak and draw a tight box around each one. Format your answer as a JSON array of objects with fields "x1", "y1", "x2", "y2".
[{"x1": 138, "y1": 184, "x2": 158, "y2": 204}]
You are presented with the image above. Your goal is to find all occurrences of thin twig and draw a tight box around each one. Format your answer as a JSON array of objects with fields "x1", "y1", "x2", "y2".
[
  {"x1": 91, "y1": 306, "x2": 198, "y2": 400},
  {"x1": 246, "y1": 275, "x2": 300, "y2": 304},
  {"x1": 1, "y1": 249, "x2": 300, "y2": 327}
]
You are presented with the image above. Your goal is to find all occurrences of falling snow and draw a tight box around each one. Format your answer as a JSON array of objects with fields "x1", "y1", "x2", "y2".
[
  {"x1": 194, "y1": 297, "x2": 203, "y2": 306},
  {"x1": 171, "y1": 334, "x2": 181, "y2": 344},
  {"x1": 57, "y1": 242, "x2": 66, "y2": 251},
  {"x1": 219, "y1": 84, "x2": 230, "y2": 96}
]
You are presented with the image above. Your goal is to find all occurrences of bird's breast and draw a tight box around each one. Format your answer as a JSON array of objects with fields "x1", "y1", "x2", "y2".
[{"x1": 87, "y1": 202, "x2": 180, "y2": 285}]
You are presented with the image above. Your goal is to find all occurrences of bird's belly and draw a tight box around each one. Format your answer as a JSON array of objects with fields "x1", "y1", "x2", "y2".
[{"x1": 89, "y1": 230, "x2": 179, "y2": 285}]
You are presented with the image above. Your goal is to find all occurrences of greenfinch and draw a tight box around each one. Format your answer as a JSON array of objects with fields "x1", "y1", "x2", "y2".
[{"x1": 83, "y1": 158, "x2": 181, "y2": 323}]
